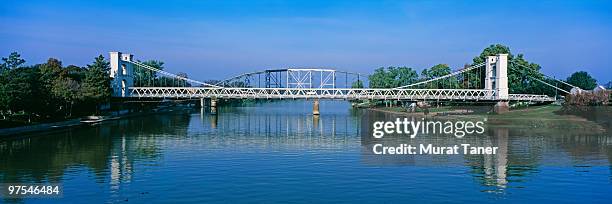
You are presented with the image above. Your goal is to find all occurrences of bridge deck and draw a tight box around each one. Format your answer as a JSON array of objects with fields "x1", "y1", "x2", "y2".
[{"x1": 127, "y1": 87, "x2": 555, "y2": 102}]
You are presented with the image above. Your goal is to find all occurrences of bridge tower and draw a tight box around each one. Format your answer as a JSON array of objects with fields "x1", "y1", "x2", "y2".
[
  {"x1": 485, "y1": 54, "x2": 509, "y2": 112},
  {"x1": 109, "y1": 52, "x2": 134, "y2": 97}
]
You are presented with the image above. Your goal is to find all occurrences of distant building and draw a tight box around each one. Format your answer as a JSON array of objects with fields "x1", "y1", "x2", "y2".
[{"x1": 593, "y1": 85, "x2": 606, "y2": 92}]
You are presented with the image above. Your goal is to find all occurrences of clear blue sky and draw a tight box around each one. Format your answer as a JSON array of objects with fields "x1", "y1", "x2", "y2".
[{"x1": 1, "y1": 0, "x2": 610, "y2": 83}]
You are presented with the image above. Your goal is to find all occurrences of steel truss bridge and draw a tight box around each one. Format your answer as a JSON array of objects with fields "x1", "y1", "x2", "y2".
[
  {"x1": 109, "y1": 52, "x2": 575, "y2": 102},
  {"x1": 127, "y1": 87, "x2": 553, "y2": 102}
]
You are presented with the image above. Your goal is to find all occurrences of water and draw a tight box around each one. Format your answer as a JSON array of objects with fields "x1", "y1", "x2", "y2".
[{"x1": 0, "y1": 101, "x2": 611, "y2": 203}]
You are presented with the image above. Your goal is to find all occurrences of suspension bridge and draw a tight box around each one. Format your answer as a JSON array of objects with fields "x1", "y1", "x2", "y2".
[{"x1": 108, "y1": 51, "x2": 574, "y2": 114}]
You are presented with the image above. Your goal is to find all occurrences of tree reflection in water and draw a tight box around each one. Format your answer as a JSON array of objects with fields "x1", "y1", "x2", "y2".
[{"x1": 0, "y1": 112, "x2": 191, "y2": 202}]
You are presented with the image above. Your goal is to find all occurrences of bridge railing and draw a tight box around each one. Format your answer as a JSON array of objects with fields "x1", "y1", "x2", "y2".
[
  {"x1": 127, "y1": 87, "x2": 536, "y2": 101},
  {"x1": 128, "y1": 87, "x2": 555, "y2": 102}
]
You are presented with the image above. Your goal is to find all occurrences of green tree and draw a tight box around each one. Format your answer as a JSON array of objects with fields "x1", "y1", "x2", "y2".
[
  {"x1": 472, "y1": 44, "x2": 512, "y2": 64},
  {"x1": 52, "y1": 75, "x2": 82, "y2": 117},
  {"x1": 419, "y1": 64, "x2": 460, "y2": 89},
  {"x1": 369, "y1": 66, "x2": 418, "y2": 88},
  {"x1": 0, "y1": 80, "x2": 7, "y2": 117},
  {"x1": 351, "y1": 80, "x2": 364, "y2": 88},
  {"x1": 566, "y1": 71, "x2": 597, "y2": 90},
  {"x1": 37, "y1": 58, "x2": 64, "y2": 117},
  {"x1": 135, "y1": 60, "x2": 164, "y2": 86},
  {"x1": 0, "y1": 52, "x2": 27, "y2": 117},
  {"x1": 177, "y1": 72, "x2": 190, "y2": 87},
  {"x1": 393, "y1": 67, "x2": 419, "y2": 87},
  {"x1": 1, "y1": 52, "x2": 26, "y2": 72},
  {"x1": 64, "y1": 65, "x2": 86, "y2": 82},
  {"x1": 472, "y1": 44, "x2": 550, "y2": 94},
  {"x1": 369, "y1": 68, "x2": 391, "y2": 88},
  {"x1": 4, "y1": 68, "x2": 39, "y2": 115},
  {"x1": 82, "y1": 55, "x2": 111, "y2": 113},
  {"x1": 421, "y1": 64, "x2": 451, "y2": 79}
]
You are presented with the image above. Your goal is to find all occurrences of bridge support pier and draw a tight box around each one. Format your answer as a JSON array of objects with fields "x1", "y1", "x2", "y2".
[
  {"x1": 313, "y1": 99, "x2": 320, "y2": 115},
  {"x1": 494, "y1": 101, "x2": 509, "y2": 114},
  {"x1": 210, "y1": 98, "x2": 218, "y2": 115}
]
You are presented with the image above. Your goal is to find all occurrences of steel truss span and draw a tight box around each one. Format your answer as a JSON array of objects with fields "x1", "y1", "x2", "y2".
[
  {"x1": 128, "y1": 87, "x2": 555, "y2": 102},
  {"x1": 214, "y1": 68, "x2": 367, "y2": 89}
]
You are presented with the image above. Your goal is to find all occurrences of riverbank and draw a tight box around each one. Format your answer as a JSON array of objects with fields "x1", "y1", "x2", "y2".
[
  {"x1": 0, "y1": 119, "x2": 83, "y2": 137},
  {"x1": 0, "y1": 106, "x2": 192, "y2": 138},
  {"x1": 369, "y1": 105, "x2": 609, "y2": 134},
  {"x1": 370, "y1": 104, "x2": 591, "y2": 121}
]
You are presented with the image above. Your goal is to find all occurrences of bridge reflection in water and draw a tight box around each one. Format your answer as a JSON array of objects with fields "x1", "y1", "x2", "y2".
[{"x1": 0, "y1": 102, "x2": 611, "y2": 202}]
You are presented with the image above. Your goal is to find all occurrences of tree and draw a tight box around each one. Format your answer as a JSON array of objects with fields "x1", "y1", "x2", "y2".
[
  {"x1": 82, "y1": 55, "x2": 111, "y2": 113},
  {"x1": 39, "y1": 58, "x2": 63, "y2": 89},
  {"x1": 472, "y1": 44, "x2": 512, "y2": 64},
  {"x1": 393, "y1": 67, "x2": 419, "y2": 87},
  {"x1": 369, "y1": 66, "x2": 418, "y2": 88},
  {"x1": 0, "y1": 52, "x2": 26, "y2": 117},
  {"x1": 52, "y1": 76, "x2": 82, "y2": 117},
  {"x1": 177, "y1": 72, "x2": 191, "y2": 87},
  {"x1": 0, "y1": 80, "x2": 7, "y2": 117},
  {"x1": 36, "y1": 58, "x2": 64, "y2": 117},
  {"x1": 351, "y1": 80, "x2": 364, "y2": 88},
  {"x1": 419, "y1": 64, "x2": 459, "y2": 89},
  {"x1": 369, "y1": 68, "x2": 392, "y2": 88},
  {"x1": 135, "y1": 60, "x2": 164, "y2": 86},
  {"x1": 472, "y1": 44, "x2": 550, "y2": 94},
  {"x1": 4, "y1": 67, "x2": 39, "y2": 115},
  {"x1": 1, "y1": 52, "x2": 26, "y2": 72},
  {"x1": 64, "y1": 65, "x2": 86, "y2": 82},
  {"x1": 421, "y1": 64, "x2": 451, "y2": 79},
  {"x1": 567, "y1": 71, "x2": 597, "y2": 90}
]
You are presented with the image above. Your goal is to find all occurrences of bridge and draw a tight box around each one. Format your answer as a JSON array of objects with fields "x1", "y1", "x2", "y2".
[{"x1": 108, "y1": 51, "x2": 574, "y2": 114}]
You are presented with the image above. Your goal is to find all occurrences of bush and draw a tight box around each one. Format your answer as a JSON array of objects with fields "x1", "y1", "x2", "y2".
[{"x1": 562, "y1": 91, "x2": 609, "y2": 113}]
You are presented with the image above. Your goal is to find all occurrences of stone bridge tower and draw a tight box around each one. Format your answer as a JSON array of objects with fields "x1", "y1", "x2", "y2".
[
  {"x1": 109, "y1": 52, "x2": 134, "y2": 97},
  {"x1": 485, "y1": 54, "x2": 509, "y2": 112}
]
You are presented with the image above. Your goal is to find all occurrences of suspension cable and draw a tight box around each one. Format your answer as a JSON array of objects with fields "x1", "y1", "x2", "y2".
[
  {"x1": 508, "y1": 66, "x2": 570, "y2": 94},
  {"x1": 394, "y1": 62, "x2": 486, "y2": 89},
  {"x1": 127, "y1": 60, "x2": 222, "y2": 88},
  {"x1": 511, "y1": 62, "x2": 578, "y2": 89}
]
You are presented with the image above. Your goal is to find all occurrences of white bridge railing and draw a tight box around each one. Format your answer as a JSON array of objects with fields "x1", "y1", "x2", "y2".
[
  {"x1": 127, "y1": 87, "x2": 555, "y2": 102},
  {"x1": 508, "y1": 94, "x2": 556, "y2": 102}
]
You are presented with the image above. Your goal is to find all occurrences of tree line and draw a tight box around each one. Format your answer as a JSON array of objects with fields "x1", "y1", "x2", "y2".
[
  {"x1": 0, "y1": 53, "x2": 115, "y2": 123},
  {"x1": 368, "y1": 44, "x2": 600, "y2": 94},
  {"x1": 0, "y1": 51, "x2": 186, "y2": 124}
]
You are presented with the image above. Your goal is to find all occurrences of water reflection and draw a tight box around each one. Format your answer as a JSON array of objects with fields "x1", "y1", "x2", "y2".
[
  {"x1": 359, "y1": 107, "x2": 611, "y2": 194},
  {"x1": 472, "y1": 128, "x2": 509, "y2": 192},
  {"x1": 189, "y1": 104, "x2": 359, "y2": 150},
  {"x1": 0, "y1": 101, "x2": 610, "y2": 202},
  {"x1": 0, "y1": 113, "x2": 192, "y2": 202}
]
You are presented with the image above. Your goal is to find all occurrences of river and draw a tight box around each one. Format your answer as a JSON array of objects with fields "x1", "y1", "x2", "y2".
[{"x1": 0, "y1": 101, "x2": 611, "y2": 203}]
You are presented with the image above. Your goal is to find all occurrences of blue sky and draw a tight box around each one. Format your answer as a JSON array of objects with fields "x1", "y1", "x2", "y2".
[{"x1": 1, "y1": 0, "x2": 610, "y2": 83}]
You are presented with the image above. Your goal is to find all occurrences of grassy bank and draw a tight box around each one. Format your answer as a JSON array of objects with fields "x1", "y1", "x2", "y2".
[{"x1": 370, "y1": 104, "x2": 609, "y2": 134}]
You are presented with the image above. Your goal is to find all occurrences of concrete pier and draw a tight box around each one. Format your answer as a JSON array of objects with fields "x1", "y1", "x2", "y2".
[
  {"x1": 210, "y1": 98, "x2": 218, "y2": 115},
  {"x1": 313, "y1": 99, "x2": 320, "y2": 115},
  {"x1": 493, "y1": 101, "x2": 509, "y2": 113}
]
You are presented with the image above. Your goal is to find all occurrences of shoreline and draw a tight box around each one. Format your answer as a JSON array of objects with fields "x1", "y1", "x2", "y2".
[
  {"x1": 367, "y1": 105, "x2": 597, "y2": 121},
  {"x1": 367, "y1": 107, "x2": 478, "y2": 118},
  {"x1": 368, "y1": 105, "x2": 609, "y2": 134},
  {"x1": 0, "y1": 107, "x2": 190, "y2": 138}
]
